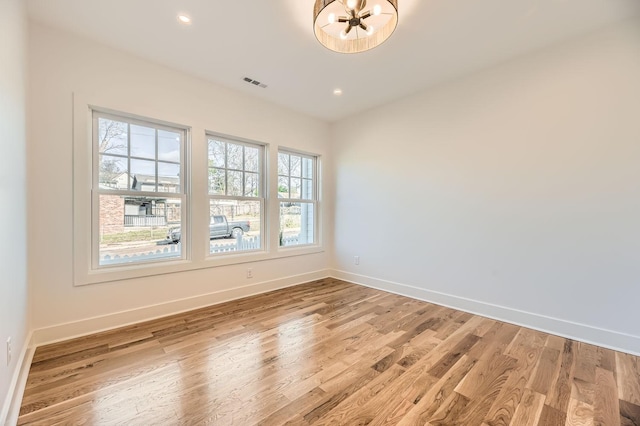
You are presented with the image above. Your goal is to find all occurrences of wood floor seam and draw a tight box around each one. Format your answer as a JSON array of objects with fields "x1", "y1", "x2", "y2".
[{"x1": 17, "y1": 278, "x2": 640, "y2": 425}]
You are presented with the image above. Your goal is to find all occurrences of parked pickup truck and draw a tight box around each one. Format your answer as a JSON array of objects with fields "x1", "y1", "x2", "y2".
[{"x1": 166, "y1": 215, "x2": 250, "y2": 243}]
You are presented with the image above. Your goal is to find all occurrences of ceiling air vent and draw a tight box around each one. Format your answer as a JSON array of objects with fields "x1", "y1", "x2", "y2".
[{"x1": 243, "y1": 77, "x2": 268, "y2": 89}]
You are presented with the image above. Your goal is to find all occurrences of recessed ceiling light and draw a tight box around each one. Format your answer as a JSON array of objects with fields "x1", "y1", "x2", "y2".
[
  {"x1": 333, "y1": 88, "x2": 343, "y2": 96},
  {"x1": 177, "y1": 14, "x2": 192, "y2": 25}
]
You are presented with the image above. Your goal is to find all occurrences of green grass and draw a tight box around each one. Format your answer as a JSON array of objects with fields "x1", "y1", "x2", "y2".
[{"x1": 101, "y1": 228, "x2": 169, "y2": 244}]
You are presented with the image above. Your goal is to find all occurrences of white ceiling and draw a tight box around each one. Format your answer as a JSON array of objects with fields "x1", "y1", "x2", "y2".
[{"x1": 27, "y1": 0, "x2": 640, "y2": 122}]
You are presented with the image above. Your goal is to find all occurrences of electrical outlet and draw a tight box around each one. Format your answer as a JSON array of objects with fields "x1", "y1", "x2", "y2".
[
  {"x1": 246, "y1": 268, "x2": 253, "y2": 279},
  {"x1": 354, "y1": 256, "x2": 360, "y2": 265},
  {"x1": 6, "y1": 337, "x2": 11, "y2": 366}
]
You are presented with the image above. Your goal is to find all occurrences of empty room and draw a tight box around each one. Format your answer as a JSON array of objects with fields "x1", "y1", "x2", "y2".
[{"x1": 2, "y1": 0, "x2": 640, "y2": 424}]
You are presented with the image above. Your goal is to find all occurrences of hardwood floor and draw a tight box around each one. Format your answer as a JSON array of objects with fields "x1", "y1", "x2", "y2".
[{"x1": 18, "y1": 279, "x2": 640, "y2": 425}]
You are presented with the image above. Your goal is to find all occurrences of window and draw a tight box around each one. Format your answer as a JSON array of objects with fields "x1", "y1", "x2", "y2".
[
  {"x1": 93, "y1": 111, "x2": 187, "y2": 267},
  {"x1": 208, "y1": 136, "x2": 264, "y2": 254},
  {"x1": 76, "y1": 103, "x2": 322, "y2": 285},
  {"x1": 278, "y1": 150, "x2": 317, "y2": 247}
]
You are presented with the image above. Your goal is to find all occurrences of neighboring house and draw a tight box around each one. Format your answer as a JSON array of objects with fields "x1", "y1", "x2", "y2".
[
  {"x1": 98, "y1": 172, "x2": 132, "y2": 190},
  {"x1": 114, "y1": 172, "x2": 132, "y2": 190},
  {"x1": 131, "y1": 174, "x2": 180, "y2": 193},
  {"x1": 100, "y1": 174, "x2": 182, "y2": 232},
  {"x1": 123, "y1": 198, "x2": 172, "y2": 227}
]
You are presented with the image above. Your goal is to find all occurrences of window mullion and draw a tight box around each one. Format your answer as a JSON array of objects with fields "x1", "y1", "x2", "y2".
[
  {"x1": 242, "y1": 145, "x2": 246, "y2": 197},
  {"x1": 127, "y1": 123, "x2": 131, "y2": 190},
  {"x1": 224, "y1": 141, "x2": 229, "y2": 196},
  {"x1": 288, "y1": 154, "x2": 292, "y2": 199},
  {"x1": 155, "y1": 128, "x2": 159, "y2": 192}
]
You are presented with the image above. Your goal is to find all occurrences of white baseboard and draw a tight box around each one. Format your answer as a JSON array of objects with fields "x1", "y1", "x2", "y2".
[
  {"x1": 1, "y1": 331, "x2": 34, "y2": 426},
  {"x1": 32, "y1": 269, "x2": 330, "y2": 347},
  {"x1": 5, "y1": 270, "x2": 329, "y2": 424},
  {"x1": 11, "y1": 267, "x2": 638, "y2": 425},
  {"x1": 331, "y1": 269, "x2": 640, "y2": 357}
]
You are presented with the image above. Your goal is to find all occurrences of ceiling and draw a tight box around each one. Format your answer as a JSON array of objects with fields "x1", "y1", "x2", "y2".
[{"x1": 27, "y1": 0, "x2": 640, "y2": 122}]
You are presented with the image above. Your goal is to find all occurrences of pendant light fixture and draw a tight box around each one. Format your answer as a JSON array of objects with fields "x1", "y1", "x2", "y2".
[{"x1": 313, "y1": 0, "x2": 398, "y2": 54}]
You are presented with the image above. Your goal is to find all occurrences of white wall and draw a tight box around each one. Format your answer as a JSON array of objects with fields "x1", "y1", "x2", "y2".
[
  {"x1": 25, "y1": 10, "x2": 640, "y2": 357},
  {"x1": 0, "y1": 0, "x2": 29, "y2": 420},
  {"x1": 28, "y1": 23, "x2": 331, "y2": 337},
  {"x1": 332, "y1": 20, "x2": 640, "y2": 353}
]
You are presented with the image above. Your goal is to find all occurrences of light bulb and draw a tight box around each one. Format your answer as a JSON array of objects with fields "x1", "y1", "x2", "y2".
[
  {"x1": 340, "y1": 29, "x2": 348, "y2": 40},
  {"x1": 346, "y1": 0, "x2": 357, "y2": 10},
  {"x1": 373, "y1": 4, "x2": 382, "y2": 15},
  {"x1": 367, "y1": 26, "x2": 374, "y2": 36},
  {"x1": 328, "y1": 13, "x2": 336, "y2": 24}
]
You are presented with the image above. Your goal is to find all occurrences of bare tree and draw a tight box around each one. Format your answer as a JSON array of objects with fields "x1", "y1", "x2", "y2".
[
  {"x1": 98, "y1": 119, "x2": 128, "y2": 187},
  {"x1": 98, "y1": 119, "x2": 127, "y2": 154}
]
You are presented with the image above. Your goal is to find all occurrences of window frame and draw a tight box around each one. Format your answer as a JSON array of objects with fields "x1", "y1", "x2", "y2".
[
  {"x1": 277, "y1": 149, "x2": 320, "y2": 249},
  {"x1": 91, "y1": 110, "x2": 189, "y2": 270},
  {"x1": 73, "y1": 99, "x2": 194, "y2": 286},
  {"x1": 72, "y1": 97, "x2": 323, "y2": 287},
  {"x1": 206, "y1": 133, "x2": 266, "y2": 257}
]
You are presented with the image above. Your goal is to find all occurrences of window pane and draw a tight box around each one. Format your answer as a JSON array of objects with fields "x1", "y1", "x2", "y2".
[
  {"x1": 278, "y1": 176, "x2": 289, "y2": 199},
  {"x1": 291, "y1": 178, "x2": 301, "y2": 199},
  {"x1": 205, "y1": 138, "x2": 264, "y2": 258},
  {"x1": 208, "y1": 139, "x2": 225, "y2": 168},
  {"x1": 227, "y1": 170, "x2": 243, "y2": 196},
  {"x1": 302, "y1": 157, "x2": 313, "y2": 179},
  {"x1": 245, "y1": 146, "x2": 259, "y2": 172},
  {"x1": 280, "y1": 202, "x2": 314, "y2": 247},
  {"x1": 301, "y1": 178, "x2": 313, "y2": 200},
  {"x1": 158, "y1": 130, "x2": 181, "y2": 162},
  {"x1": 291, "y1": 155, "x2": 302, "y2": 177},
  {"x1": 278, "y1": 153, "x2": 289, "y2": 176},
  {"x1": 244, "y1": 172, "x2": 259, "y2": 197},
  {"x1": 98, "y1": 118, "x2": 128, "y2": 155},
  {"x1": 209, "y1": 200, "x2": 261, "y2": 254},
  {"x1": 130, "y1": 124, "x2": 156, "y2": 160},
  {"x1": 209, "y1": 168, "x2": 225, "y2": 195},
  {"x1": 99, "y1": 155, "x2": 128, "y2": 190},
  {"x1": 227, "y1": 143, "x2": 243, "y2": 170},
  {"x1": 131, "y1": 159, "x2": 156, "y2": 191},
  {"x1": 158, "y1": 162, "x2": 180, "y2": 193},
  {"x1": 99, "y1": 195, "x2": 182, "y2": 266},
  {"x1": 94, "y1": 112, "x2": 187, "y2": 271}
]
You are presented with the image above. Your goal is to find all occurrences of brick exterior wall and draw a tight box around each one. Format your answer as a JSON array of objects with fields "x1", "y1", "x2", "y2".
[{"x1": 100, "y1": 194, "x2": 125, "y2": 234}]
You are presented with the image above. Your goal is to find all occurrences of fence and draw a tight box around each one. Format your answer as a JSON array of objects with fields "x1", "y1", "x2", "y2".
[
  {"x1": 100, "y1": 234, "x2": 302, "y2": 266},
  {"x1": 124, "y1": 215, "x2": 167, "y2": 227},
  {"x1": 210, "y1": 235, "x2": 261, "y2": 253},
  {"x1": 280, "y1": 235, "x2": 300, "y2": 247},
  {"x1": 208, "y1": 235, "x2": 302, "y2": 251},
  {"x1": 101, "y1": 243, "x2": 181, "y2": 266}
]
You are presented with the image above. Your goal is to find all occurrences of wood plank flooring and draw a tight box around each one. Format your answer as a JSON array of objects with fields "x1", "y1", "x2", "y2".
[{"x1": 18, "y1": 279, "x2": 640, "y2": 425}]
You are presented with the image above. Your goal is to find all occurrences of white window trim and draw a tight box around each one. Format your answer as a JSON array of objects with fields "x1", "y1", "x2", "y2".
[
  {"x1": 72, "y1": 93, "x2": 323, "y2": 287},
  {"x1": 73, "y1": 95, "x2": 195, "y2": 285},
  {"x1": 277, "y1": 148, "x2": 321, "y2": 250},
  {"x1": 206, "y1": 133, "x2": 267, "y2": 257}
]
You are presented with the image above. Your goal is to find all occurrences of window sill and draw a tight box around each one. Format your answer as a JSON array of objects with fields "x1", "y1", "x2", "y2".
[{"x1": 74, "y1": 245, "x2": 325, "y2": 286}]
